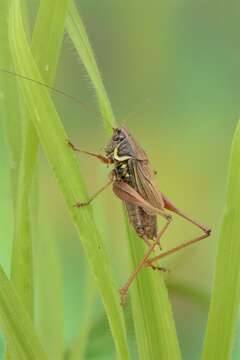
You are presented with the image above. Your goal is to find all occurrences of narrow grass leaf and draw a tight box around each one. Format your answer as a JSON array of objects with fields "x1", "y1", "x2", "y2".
[
  {"x1": 10, "y1": 0, "x2": 70, "y2": 328},
  {"x1": 9, "y1": 1, "x2": 129, "y2": 358},
  {"x1": 0, "y1": 265, "x2": 47, "y2": 360},
  {"x1": 66, "y1": 2, "x2": 181, "y2": 359},
  {"x1": 68, "y1": 274, "x2": 96, "y2": 360},
  {"x1": 0, "y1": 1, "x2": 22, "y2": 210},
  {"x1": 0, "y1": 2, "x2": 31, "y2": 358},
  {"x1": 202, "y1": 119, "x2": 240, "y2": 359},
  {"x1": 37, "y1": 234, "x2": 64, "y2": 359},
  {"x1": 126, "y1": 224, "x2": 181, "y2": 359},
  {"x1": 66, "y1": 0, "x2": 116, "y2": 135},
  {"x1": 29, "y1": 0, "x2": 70, "y2": 356}
]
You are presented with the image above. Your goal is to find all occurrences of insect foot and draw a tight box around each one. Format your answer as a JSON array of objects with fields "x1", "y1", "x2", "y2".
[
  {"x1": 165, "y1": 213, "x2": 172, "y2": 222},
  {"x1": 146, "y1": 262, "x2": 170, "y2": 273},
  {"x1": 205, "y1": 228, "x2": 212, "y2": 236},
  {"x1": 67, "y1": 139, "x2": 75, "y2": 150},
  {"x1": 119, "y1": 287, "x2": 128, "y2": 306},
  {"x1": 74, "y1": 201, "x2": 89, "y2": 208}
]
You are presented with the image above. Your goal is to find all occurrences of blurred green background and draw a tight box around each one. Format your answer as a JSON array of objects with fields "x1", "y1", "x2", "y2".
[{"x1": 1, "y1": 0, "x2": 240, "y2": 359}]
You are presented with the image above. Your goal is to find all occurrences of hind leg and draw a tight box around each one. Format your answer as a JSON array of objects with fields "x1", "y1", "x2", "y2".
[{"x1": 119, "y1": 218, "x2": 172, "y2": 305}]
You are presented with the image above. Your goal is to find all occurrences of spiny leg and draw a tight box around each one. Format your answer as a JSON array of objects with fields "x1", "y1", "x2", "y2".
[
  {"x1": 67, "y1": 139, "x2": 112, "y2": 165},
  {"x1": 143, "y1": 193, "x2": 211, "y2": 268},
  {"x1": 162, "y1": 193, "x2": 211, "y2": 234},
  {"x1": 146, "y1": 231, "x2": 210, "y2": 269},
  {"x1": 75, "y1": 176, "x2": 114, "y2": 208},
  {"x1": 119, "y1": 218, "x2": 172, "y2": 305},
  {"x1": 154, "y1": 231, "x2": 163, "y2": 251}
]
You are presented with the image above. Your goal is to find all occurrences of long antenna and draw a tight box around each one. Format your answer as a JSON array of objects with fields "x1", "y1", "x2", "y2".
[
  {"x1": 119, "y1": 97, "x2": 151, "y2": 125},
  {"x1": 0, "y1": 68, "x2": 99, "y2": 116}
]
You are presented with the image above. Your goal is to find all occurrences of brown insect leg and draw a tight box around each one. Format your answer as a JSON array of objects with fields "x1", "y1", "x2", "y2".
[
  {"x1": 142, "y1": 236, "x2": 152, "y2": 247},
  {"x1": 113, "y1": 181, "x2": 172, "y2": 222},
  {"x1": 119, "y1": 219, "x2": 172, "y2": 306},
  {"x1": 162, "y1": 193, "x2": 211, "y2": 234},
  {"x1": 146, "y1": 194, "x2": 211, "y2": 270},
  {"x1": 146, "y1": 231, "x2": 210, "y2": 268},
  {"x1": 149, "y1": 265, "x2": 169, "y2": 272},
  {"x1": 67, "y1": 140, "x2": 112, "y2": 165},
  {"x1": 75, "y1": 173, "x2": 114, "y2": 208}
]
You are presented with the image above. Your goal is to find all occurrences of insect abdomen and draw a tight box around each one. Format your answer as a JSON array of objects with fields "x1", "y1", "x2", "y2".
[
  {"x1": 125, "y1": 203, "x2": 157, "y2": 239},
  {"x1": 115, "y1": 160, "x2": 158, "y2": 240}
]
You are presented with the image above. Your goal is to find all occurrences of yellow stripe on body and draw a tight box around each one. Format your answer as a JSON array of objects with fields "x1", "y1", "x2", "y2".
[{"x1": 113, "y1": 144, "x2": 132, "y2": 161}]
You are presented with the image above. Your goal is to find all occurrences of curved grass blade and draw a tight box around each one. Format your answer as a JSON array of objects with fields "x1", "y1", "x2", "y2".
[
  {"x1": 68, "y1": 274, "x2": 96, "y2": 360},
  {"x1": 0, "y1": 1, "x2": 22, "y2": 211},
  {"x1": 202, "y1": 119, "x2": 240, "y2": 359},
  {"x1": 5, "y1": 0, "x2": 69, "y2": 357},
  {"x1": 66, "y1": 2, "x2": 181, "y2": 359},
  {"x1": 29, "y1": 0, "x2": 70, "y2": 356},
  {"x1": 1, "y1": 2, "x2": 33, "y2": 357},
  {"x1": 10, "y1": 0, "x2": 70, "y2": 327},
  {"x1": 9, "y1": 1, "x2": 129, "y2": 358},
  {"x1": 0, "y1": 265, "x2": 47, "y2": 360},
  {"x1": 66, "y1": 0, "x2": 116, "y2": 135},
  {"x1": 126, "y1": 224, "x2": 181, "y2": 359},
  {"x1": 36, "y1": 234, "x2": 64, "y2": 359}
]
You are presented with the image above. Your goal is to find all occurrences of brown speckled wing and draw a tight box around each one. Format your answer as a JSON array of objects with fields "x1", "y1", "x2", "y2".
[{"x1": 129, "y1": 159, "x2": 164, "y2": 210}]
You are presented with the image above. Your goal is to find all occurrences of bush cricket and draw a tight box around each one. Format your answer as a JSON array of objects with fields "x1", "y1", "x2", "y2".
[
  {"x1": 1, "y1": 69, "x2": 211, "y2": 305},
  {"x1": 69, "y1": 127, "x2": 211, "y2": 305}
]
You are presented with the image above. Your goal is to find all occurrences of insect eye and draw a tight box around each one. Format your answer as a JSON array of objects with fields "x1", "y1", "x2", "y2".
[{"x1": 113, "y1": 134, "x2": 124, "y2": 142}]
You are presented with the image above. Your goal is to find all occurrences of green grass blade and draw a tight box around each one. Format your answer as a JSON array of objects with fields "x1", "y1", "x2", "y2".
[
  {"x1": 9, "y1": 0, "x2": 35, "y2": 319},
  {"x1": 66, "y1": 0, "x2": 116, "y2": 135},
  {"x1": 9, "y1": 1, "x2": 129, "y2": 359},
  {"x1": 68, "y1": 274, "x2": 96, "y2": 360},
  {"x1": 0, "y1": 1, "x2": 22, "y2": 211},
  {"x1": 11, "y1": 120, "x2": 36, "y2": 317},
  {"x1": 10, "y1": 0, "x2": 70, "y2": 324},
  {"x1": 66, "y1": 2, "x2": 181, "y2": 359},
  {"x1": 36, "y1": 234, "x2": 64, "y2": 359},
  {"x1": 127, "y1": 224, "x2": 181, "y2": 359},
  {"x1": 0, "y1": 2, "x2": 32, "y2": 357},
  {"x1": 30, "y1": 0, "x2": 70, "y2": 356},
  {"x1": 31, "y1": 0, "x2": 70, "y2": 83},
  {"x1": 202, "y1": 119, "x2": 240, "y2": 359},
  {"x1": 0, "y1": 265, "x2": 47, "y2": 360}
]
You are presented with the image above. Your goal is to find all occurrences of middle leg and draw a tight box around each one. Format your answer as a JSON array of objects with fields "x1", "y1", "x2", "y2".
[{"x1": 75, "y1": 173, "x2": 114, "y2": 207}]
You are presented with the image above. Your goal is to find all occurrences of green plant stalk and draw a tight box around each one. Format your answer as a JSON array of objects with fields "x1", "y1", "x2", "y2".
[
  {"x1": 68, "y1": 166, "x2": 112, "y2": 360},
  {"x1": 37, "y1": 234, "x2": 63, "y2": 359},
  {"x1": 0, "y1": 265, "x2": 47, "y2": 360},
  {"x1": 30, "y1": 0, "x2": 70, "y2": 356},
  {"x1": 0, "y1": 0, "x2": 22, "y2": 211},
  {"x1": 66, "y1": 0, "x2": 116, "y2": 135},
  {"x1": 11, "y1": 124, "x2": 36, "y2": 317},
  {"x1": 202, "y1": 119, "x2": 240, "y2": 359},
  {"x1": 66, "y1": 2, "x2": 181, "y2": 358},
  {"x1": 1, "y1": 2, "x2": 30, "y2": 358},
  {"x1": 232, "y1": 312, "x2": 240, "y2": 359},
  {"x1": 126, "y1": 222, "x2": 181, "y2": 359},
  {"x1": 68, "y1": 274, "x2": 96, "y2": 360},
  {"x1": 9, "y1": 1, "x2": 129, "y2": 358},
  {"x1": 10, "y1": 0, "x2": 35, "y2": 317},
  {"x1": 10, "y1": 0, "x2": 70, "y2": 322}
]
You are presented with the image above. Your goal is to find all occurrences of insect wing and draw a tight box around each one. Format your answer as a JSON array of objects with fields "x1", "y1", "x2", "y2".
[{"x1": 130, "y1": 159, "x2": 164, "y2": 211}]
